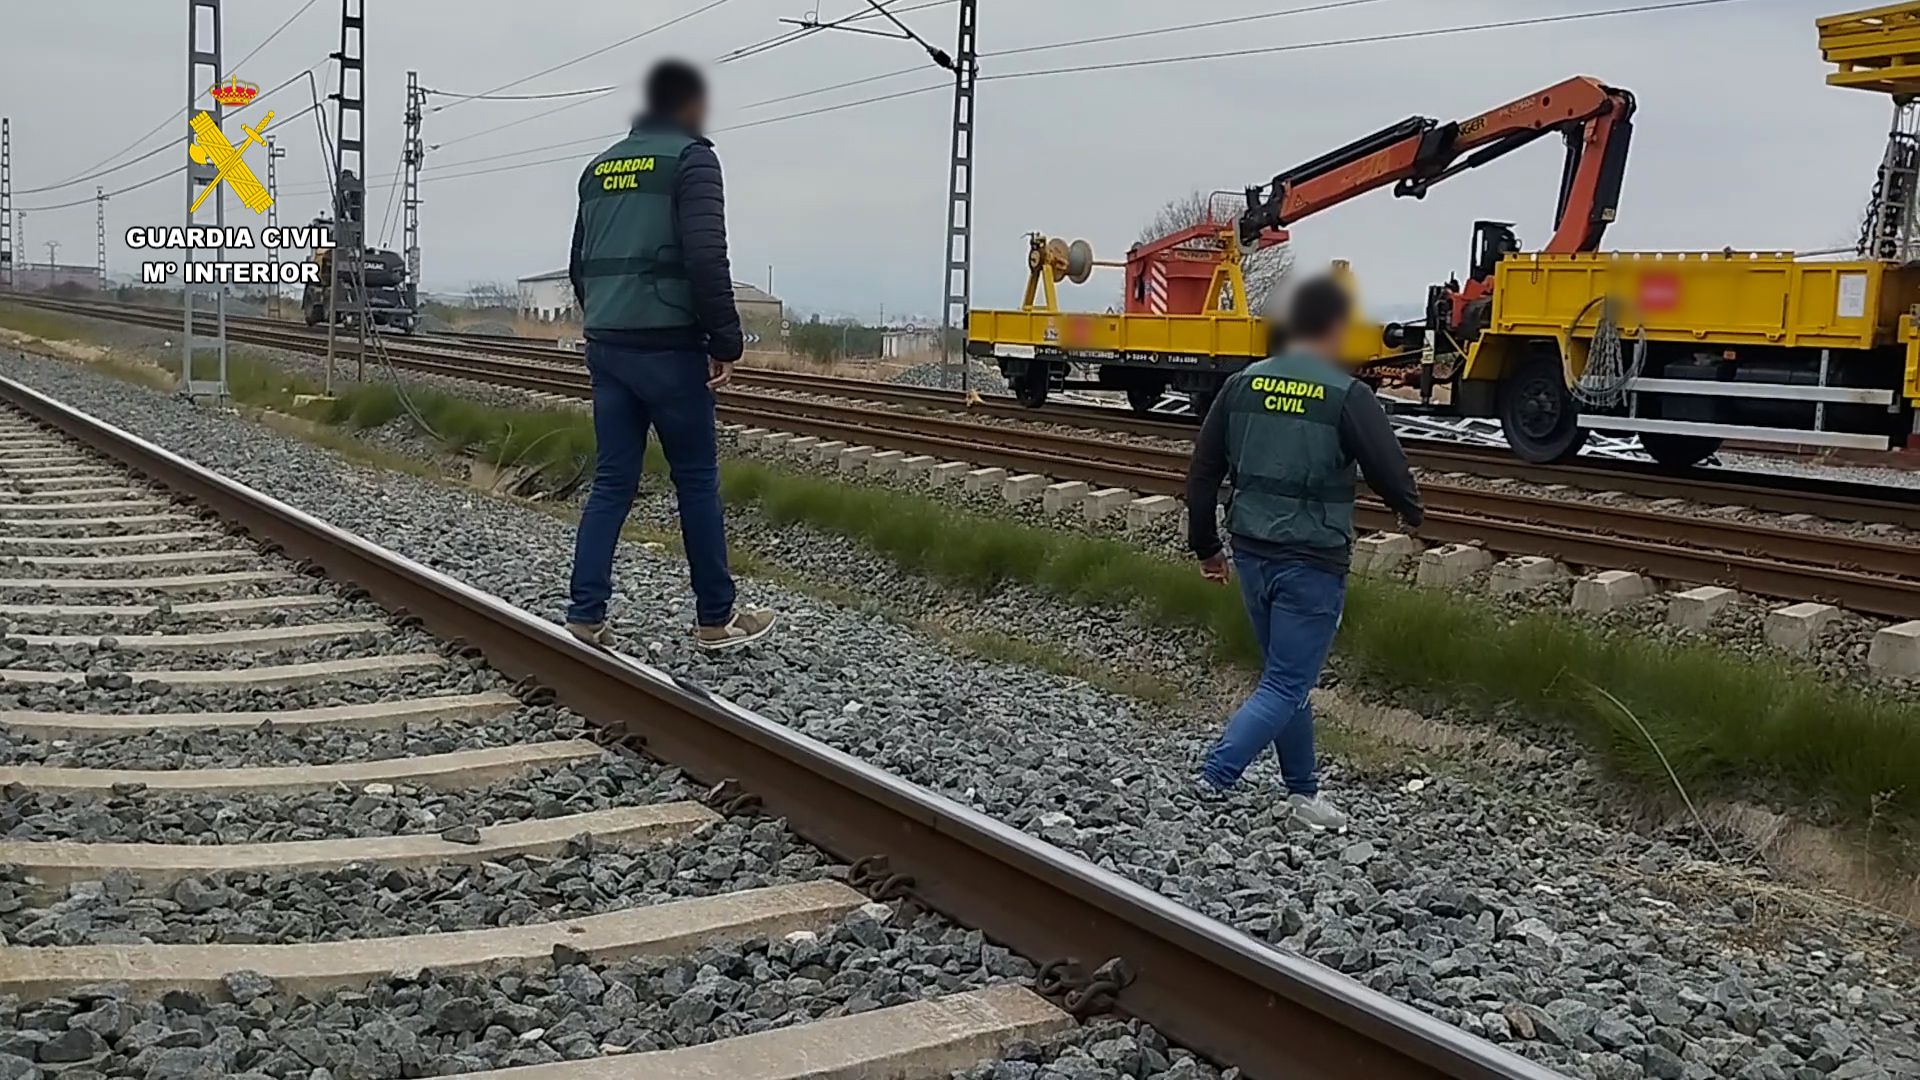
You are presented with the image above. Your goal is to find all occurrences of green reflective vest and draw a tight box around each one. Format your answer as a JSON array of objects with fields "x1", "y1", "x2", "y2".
[
  {"x1": 1221, "y1": 351, "x2": 1357, "y2": 550},
  {"x1": 576, "y1": 128, "x2": 696, "y2": 332}
]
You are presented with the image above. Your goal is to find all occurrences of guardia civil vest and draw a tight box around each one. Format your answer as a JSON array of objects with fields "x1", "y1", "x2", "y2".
[
  {"x1": 1220, "y1": 351, "x2": 1357, "y2": 551},
  {"x1": 576, "y1": 127, "x2": 697, "y2": 332}
]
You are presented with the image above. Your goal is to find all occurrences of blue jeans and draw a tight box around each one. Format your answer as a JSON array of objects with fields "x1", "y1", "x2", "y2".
[
  {"x1": 1200, "y1": 552, "x2": 1346, "y2": 794},
  {"x1": 568, "y1": 343, "x2": 735, "y2": 627}
]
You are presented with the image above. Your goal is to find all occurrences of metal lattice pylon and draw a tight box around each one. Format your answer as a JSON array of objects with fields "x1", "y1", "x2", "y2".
[
  {"x1": 324, "y1": 0, "x2": 368, "y2": 390},
  {"x1": 0, "y1": 117, "x2": 13, "y2": 291},
  {"x1": 403, "y1": 70, "x2": 423, "y2": 310},
  {"x1": 183, "y1": 0, "x2": 230, "y2": 398},
  {"x1": 265, "y1": 136, "x2": 285, "y2": 317},
  {"x1": 95, "y1": 187, "x2": 106, "y2": 287},
  {"x1": 938, "y1": 0, "x2": 977, "y2": 393}
]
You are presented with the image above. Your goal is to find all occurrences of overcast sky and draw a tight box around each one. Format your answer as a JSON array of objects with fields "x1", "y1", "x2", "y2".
[{"x1": 0, "y1": 0, "x2": 1880, "y2": 321}]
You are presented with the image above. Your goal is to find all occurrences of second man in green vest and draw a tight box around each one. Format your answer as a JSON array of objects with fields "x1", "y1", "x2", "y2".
[{"x1": 1186, "y1": 275, "x2": 1424, "y2": 830}]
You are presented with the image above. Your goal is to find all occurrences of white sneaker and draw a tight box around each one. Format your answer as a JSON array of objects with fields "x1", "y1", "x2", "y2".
[{"x1": 1288, "y1": 792, "x2": 1349, "y2": 832}]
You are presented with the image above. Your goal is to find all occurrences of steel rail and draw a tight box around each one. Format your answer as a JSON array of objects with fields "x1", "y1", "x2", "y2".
[
  {"x1": 16, "y1": 295, "x2": 1920, "y2": 529},
  {"x1": 0, "y1": 371, "x2": 1562, "y2": 1080},
  {"x1": 14, "y1": 299, "x2": 1920, "y2": 609}
]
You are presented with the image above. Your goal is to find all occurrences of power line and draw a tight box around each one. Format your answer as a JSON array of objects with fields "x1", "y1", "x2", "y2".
[
  {"x1": 266, "y1": 0, "x2": 1752, "y2": 197},
  {"x1": 982, "y1": 0, "x2": 1751, "y2": 81},
  {"x1": 982, "y1": 0, "x2": 1397, "y2": 58},
  {"x1": 21, "y1": 165, "x2": 183, "y2": 212},
  {"x1": 38, "y1": 0, "x2": 324, "y2": 189},
  {"x1": 734, "y1": 66, "x2": 925, "y2": 111},
  {"x1": 20, "y1": 97, "x2": 329, "y2": 214},
  {"x1": 424, "y1": 85, "x2": 616, "y2": 104},
  {"x1": 432, "y1": 90, "x2": 614, "y2": 152},
  {"x1": 422, "y1": 0, "x2": 950, "y2": 156},
  {"x1": 715, "y1": 0, "x2": 955, "y2": 64},
  {"x1": 433, "y1": 0, "x2": 738, "y2": 117},
  {"x1": 728, "y1": 0, "x2": 1403, "y2": 115},
  {"x1": 17, "y1": 59, "x2": 326, "y2": 195}
]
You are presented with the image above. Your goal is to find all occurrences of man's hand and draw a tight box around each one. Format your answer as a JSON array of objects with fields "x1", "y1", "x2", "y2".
[
  {"x1": 1200, "y1": 552, "x2": 1230, "y2": 584},
  {"x1": 707, "y1": 360, "x2": 734, "y2": 389}
]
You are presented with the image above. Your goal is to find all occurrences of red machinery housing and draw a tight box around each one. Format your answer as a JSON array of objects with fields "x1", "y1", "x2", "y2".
[{"x1": 1125, "y1": 211, "x2": 1288, "y2": 316}]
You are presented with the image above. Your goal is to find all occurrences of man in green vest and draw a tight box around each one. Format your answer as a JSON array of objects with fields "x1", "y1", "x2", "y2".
[
  {"x1": 565, "y1": 59, "x2": 775, "y2": 651},
  {"x1": 1186, "y1": 275, "x2": 1424, "y2": 829}
]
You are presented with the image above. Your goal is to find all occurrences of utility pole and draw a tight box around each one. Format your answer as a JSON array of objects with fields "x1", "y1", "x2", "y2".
[
  {"x1": 0, "y1": 117, "x2": 12, "y2": 292},
  {"x1": 42, "y1": 241, "x2": 59, "y2": 271},
  {"x1": 939, "y1": 0, "x2": 978, "y2": 396},
  {"x1": 95, "y1": 187, "x2": 107, "y2": 288},
  {"x1": 402, "y1": 69, "x2": 423, "y2": 313},
  {"x1": 324, "y1": 0, "x2": 368, "y2": 392},
  {"x1": 15, "y1": 212, "x2": 25, "y2": 279},
  {"x1": 265, "y1": 137, "x2": 285, "y2": 317},
  {"x1": 183, "y1": 0, "x2": 230, "y2": 399},
  {"x1": 781, "y1": 2, "x2": 974, "y2": 391}
]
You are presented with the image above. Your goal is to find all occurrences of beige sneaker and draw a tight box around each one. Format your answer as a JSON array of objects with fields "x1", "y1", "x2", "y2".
[
  {"x1": 694, "y1": 606, "x2": 777, "y2": 651},
  {"x1": 566, "y1": 621, "x2": 613, "y2": 648}
]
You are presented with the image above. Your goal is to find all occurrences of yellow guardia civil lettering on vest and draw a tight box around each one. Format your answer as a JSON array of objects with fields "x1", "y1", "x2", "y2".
[
  {"x1": 1249, "y1": 375, "x2": 1327, "y2": 414},
  {"x1": 593, "y1": 156, "x2": 658, "y2": 191}
]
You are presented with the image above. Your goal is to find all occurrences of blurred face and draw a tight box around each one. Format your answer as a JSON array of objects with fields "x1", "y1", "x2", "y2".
[
  {"x1": 679, "y1": 95, "x2": 710, "y2": 135},
  {"x1": 1299, "y1": 313, "x2": 1350, "y2": 358}
]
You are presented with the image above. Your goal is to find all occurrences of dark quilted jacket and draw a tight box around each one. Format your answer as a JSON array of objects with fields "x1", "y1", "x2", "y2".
[{"x1": 569, "y1": 120, "x2": 744, "y2": 361}]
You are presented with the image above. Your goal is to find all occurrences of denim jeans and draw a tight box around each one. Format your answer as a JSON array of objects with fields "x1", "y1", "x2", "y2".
[
  {"x1": 567, "y1": 343, "x2": 736, "y2": 627},
  {"x1": 1200, "y1": 551, "x2": 1347, "y2": 794}
]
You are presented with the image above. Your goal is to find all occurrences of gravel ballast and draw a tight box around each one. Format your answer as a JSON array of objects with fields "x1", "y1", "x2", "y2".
[
  {"x1": 3, "y1": 757, "x2": 670, "y2": 844},
  {"x1": 0, "y1": 808, "x2": 828, "y2": 947},
  {"x1": 0, "y1": 909, "x2": 1176, "y2": 1079},
  {"x1": 3, "y1": 349, "x2": 1918, "y2": 1079}
]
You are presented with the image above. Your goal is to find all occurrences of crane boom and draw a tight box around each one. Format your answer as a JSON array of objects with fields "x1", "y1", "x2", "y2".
[{"x1": 1237, "y1": 76, "x2": 1636, "y2": 257}]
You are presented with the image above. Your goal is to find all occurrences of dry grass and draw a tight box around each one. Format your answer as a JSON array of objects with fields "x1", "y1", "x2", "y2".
[
  {"x1": 1309, "y1": 688, "x2": 1548, "y2": 768},
  {"x1": 735, "y1": 349, "x2": 920, "y2": 382}
]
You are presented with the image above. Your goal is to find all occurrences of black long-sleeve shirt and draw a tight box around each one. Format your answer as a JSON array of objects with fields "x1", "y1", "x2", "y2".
[
  {"x1": 569, "y1": 125, "x2": 745, "y2": 362},
  {"x1": 1186, "y1": 378, "x2": 1424, "y2": 573}
]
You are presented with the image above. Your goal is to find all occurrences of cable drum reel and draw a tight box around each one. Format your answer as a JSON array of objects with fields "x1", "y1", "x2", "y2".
[{"x1": 1037, "y1": 237, "x2": 1098, "y2": 285}]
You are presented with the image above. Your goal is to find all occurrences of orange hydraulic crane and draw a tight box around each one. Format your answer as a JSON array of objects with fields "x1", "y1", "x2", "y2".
[
  {"x1": 1237, "y1": 76, "x2": 1636, "y2": 353},
  {"x1": 968, "y1": 76, "x2": 1637, "y2": 417}
]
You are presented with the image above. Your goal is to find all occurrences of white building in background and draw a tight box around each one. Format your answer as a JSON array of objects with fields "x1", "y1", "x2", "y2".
[
  {"x1": 515, "y1": 269, "x2": 784, "y2": 332},
  {"x1": 882, "y1": 325, "x2": 941, "y2": 359},
  {"x1": 516, "y1": 270, "x2": 575, "y2": 321}
]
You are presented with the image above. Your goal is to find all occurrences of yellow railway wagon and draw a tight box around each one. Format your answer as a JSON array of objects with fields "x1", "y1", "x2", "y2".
[
  {"x1": 965, "y1": 309, "x2": 1268, "y2": 363},
  {"x1": 1450, "y1": 250, "x2": 1920, "y2": 464},
  {"x1": 966, "y1": 307, "x2": 1398, "y2": 413}
]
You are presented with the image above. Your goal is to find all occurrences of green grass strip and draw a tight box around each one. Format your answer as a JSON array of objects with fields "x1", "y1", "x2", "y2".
[
  {"x1": 717, "y1": 456, "x2": 1920, "y2": 830},
  {"x1": 5, "y1": 302, "x2": 1912, "y2": 831}
]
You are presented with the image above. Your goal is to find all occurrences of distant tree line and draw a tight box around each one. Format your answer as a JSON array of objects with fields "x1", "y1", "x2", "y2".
[{"x1": 787, "y1": 315, "x2": 884, "y2": 363}]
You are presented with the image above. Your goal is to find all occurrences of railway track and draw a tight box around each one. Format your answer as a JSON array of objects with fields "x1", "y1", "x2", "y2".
[
  {"x1": 14, "y1": 296, "x2": 1920, "y2": 532},
  {"x1": 0, "y1": 375, "x2": 1560, "y2": 1078},
  {"x1": 9, "y1": 297, "x2": 1920, "y2": 618}
]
